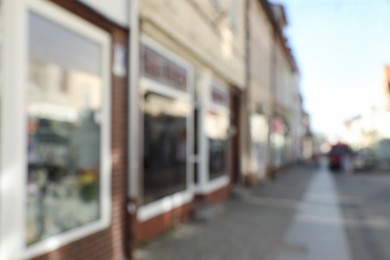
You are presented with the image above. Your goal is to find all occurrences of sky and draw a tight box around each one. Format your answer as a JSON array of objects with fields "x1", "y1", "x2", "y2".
[{"x1": 276, "y1": 0, "x2": 390, "y2": 138}]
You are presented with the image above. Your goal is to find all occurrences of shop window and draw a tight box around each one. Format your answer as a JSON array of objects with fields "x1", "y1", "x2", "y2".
[
  {"x1": 26, "y1": 12, "x2": 108, "y2": 246},
  {"x1": 143, "y1": 92, "x2": 189, "y2": 204},
  {"x1": 205, "y1": 111, "x2": 229, "y2": 180}
]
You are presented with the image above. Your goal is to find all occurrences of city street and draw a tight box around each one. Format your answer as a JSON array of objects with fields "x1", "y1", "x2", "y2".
[{"x1": 136, "y1": 165, "x2": 390, "y2": 260}]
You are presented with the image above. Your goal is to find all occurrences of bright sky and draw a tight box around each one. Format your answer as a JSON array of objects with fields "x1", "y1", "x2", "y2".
[{"x1": 276, "y1": 0, "x2": 390, "y2": 138}]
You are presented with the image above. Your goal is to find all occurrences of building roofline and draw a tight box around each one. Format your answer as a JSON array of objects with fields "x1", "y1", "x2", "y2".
[{"x1": 258, "y1": 0, "x2": 299, "y2": 74}]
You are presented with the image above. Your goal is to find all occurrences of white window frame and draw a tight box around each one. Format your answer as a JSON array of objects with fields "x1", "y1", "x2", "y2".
[
  {"x1": 195, "y1": 75, "x2": 230, "y2": 195},
  {"x1": 137, "y1": 36, "x2": 194, "y2": 222},
  {"x1": 0, "y1": 0, "x2": 111, "y2": 259}
]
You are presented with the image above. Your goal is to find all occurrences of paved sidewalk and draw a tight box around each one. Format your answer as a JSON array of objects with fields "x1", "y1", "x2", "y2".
[
  {"x1": 135, "y1": 166, "x2": 351, "y2": 260},
  {"x1": 275, "y1": 169, "x2": 351, "y2": 260}
]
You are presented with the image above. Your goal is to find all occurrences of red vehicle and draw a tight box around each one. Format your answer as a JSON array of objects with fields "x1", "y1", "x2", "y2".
[{"x1": 328, "y1": 143, "x2": 353, "y2": 171}]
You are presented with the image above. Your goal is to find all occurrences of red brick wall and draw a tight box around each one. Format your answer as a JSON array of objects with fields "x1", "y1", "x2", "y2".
[
  {"x1": 133, "y1": 203, "x2": 191, "y2": 244},
  {"x1": 195, "y1": 184, "x2": 231, "y2": 204},
  {"x1": 33, "y1": 1, "x2": 130, "y2": 259},
  {"x1": 131, "y1": 185, "x2": 231, "y2": 245}
]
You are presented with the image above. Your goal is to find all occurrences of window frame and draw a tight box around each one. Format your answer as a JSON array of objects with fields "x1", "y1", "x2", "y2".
[
  {"x1": 138, "y1": 36, "x2": 194, "y2": 222},
  {"x1": 0, "y1": 0, "x2": 112, "y2": 258},
  {"x1": 195, "y1": 76, "x2": 230, "y2": 194}
]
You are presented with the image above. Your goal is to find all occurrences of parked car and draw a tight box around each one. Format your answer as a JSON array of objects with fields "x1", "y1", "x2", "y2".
[
  {"x1": 353, "y1": 148, "x2": 375, "y2": 171},
  {"x1": 328, "y1": 143, "x2": 353, "y2": 171}
]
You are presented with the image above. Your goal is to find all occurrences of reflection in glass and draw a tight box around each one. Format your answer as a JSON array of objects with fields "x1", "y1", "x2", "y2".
[
  {"x1": 205, "y1": 111, "x2": 229, "y2": 180},
  {"x1": 26, "y1": 61, "x2": 102, "y2": 245},
  {"x1": 143, "y1": 92, "x2": 188, "y2": 204}
]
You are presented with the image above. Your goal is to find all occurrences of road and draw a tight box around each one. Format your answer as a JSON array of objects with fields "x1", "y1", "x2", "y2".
[
  {"x1": 136, "y1": 165, "x2": 390, "y2": 260},
  {"x1": 334, "y1": 169, "x2": 390, "y2": 260}
]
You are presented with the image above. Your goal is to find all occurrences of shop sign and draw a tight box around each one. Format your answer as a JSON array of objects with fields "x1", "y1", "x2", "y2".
[
  {"x1": 272, "y1": 118, "x2": 285, "y2": 134},
  {"x1": 141, "y1": 44, "x2": 188, "y2": 92},
  {"x1": 211, "y1": 83, "x2": 229, "y2": 107}
]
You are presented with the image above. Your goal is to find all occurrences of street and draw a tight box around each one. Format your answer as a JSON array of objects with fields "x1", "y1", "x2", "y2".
[
  {"x1": 136, "y1": 165, "x2": 390, "y2": 260},
  {"x1": 335, "y1": 170, "x2": 390, "y2": 260}
]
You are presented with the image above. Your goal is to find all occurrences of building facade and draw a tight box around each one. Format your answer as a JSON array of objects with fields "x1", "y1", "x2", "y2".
[
  {"x1": 130, "y1": 0, "x2": 246, "y2": 244},
  {"x1": 0, "y1": 0, "x2": 307, "y2": 259},
  {"x1": 245, "y1": 0, "x2": 274, "y2": 183},
  {"x1": 269, "y1": 3, "x2": 302, "y2": 172}
]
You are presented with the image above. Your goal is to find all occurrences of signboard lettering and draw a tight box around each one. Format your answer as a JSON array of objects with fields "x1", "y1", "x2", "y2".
[{"x1": 141, "y1": 44, "x2": 188, "y2": 92}]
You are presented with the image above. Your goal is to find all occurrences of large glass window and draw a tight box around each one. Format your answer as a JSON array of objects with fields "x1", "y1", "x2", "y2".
[
  {"x1": 205, "y1": 111, "x2": 229, "y2": 180},
  {"x1": 143, "y1": 92, "x2": 189, "y2": 204},
  {"x1": 26, "y1": 12, "x2": 105, "y2": 245}
]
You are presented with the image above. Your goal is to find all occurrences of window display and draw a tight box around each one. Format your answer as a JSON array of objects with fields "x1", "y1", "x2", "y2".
[
  {"x1": 205, "y1": 111, "x2": 229, "y2": 180},
  {"x1": 26, "y1": 12, "x2": 104, "y2": 245},
  {"x1": 143, "y1": 92, "x2": 189, "y2": 204}
]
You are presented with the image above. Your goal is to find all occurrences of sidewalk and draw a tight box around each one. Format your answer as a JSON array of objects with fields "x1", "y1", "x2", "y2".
[
  {"x1": 135, "y1": 166, "x2": 351, "y2": 260},
  {"x1": 275, "y1": 168, "x2": 351, "y2": 260}
]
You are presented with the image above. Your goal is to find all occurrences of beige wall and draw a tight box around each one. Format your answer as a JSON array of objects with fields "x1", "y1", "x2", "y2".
[
  {"x1": 245, "y1": 0, "x2": 275, "y2": 180},
  {"x1": 248, "y1": 0, "x2": 273, "y2": 112},
  {"x1": 77, "y1": 0, "x2": 129, "y2": 26},
  {"x1": 140, "y1": 0, "x2": 246, "y2": 88},
  {"x1": 273, "y1": 25, "x2": 304, "y2": 163}
]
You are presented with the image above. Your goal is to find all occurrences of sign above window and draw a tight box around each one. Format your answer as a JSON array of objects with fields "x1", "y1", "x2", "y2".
[
  {"x1": 140, "y1": 44, "x2": 188, "y2": 92},
  {"x1": 211, "y1": 83, "x2": 229, "y2": 108}
]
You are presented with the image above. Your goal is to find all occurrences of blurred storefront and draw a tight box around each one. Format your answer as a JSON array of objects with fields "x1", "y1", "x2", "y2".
[
  {"x1": 245, "y1": 0, "x2": 274, "y2": 184},
  {"x1": 133, "y1": 37, "x2": 195, "y2": 242},
  {"x1": 0, "y1": 0, "x2": 130, "y2": 259},
  {"x1": 253, "y1": 2, "x2": 303, "y2": 176},
  {"x1": 245, "y1": 0, "x2": 304, "y2": 183},
  {"x1": 195, "y1": 78, "x2": 233, "y2": 198},
  {"x1": 302, "y1": 112, "x2": 314, "y2": 161},
  {"x1": 250, "y1": 113, "x2": 269, "y2": 180},
  {"x1": 131, "y1": 0, "x2": 246, "y2": 244},
  {"x1": 0, "y1": 0, "x2": 307, "y2": 259},
  {"x1": 270, "y1": 116, "x2": 288, "y2": 168}
]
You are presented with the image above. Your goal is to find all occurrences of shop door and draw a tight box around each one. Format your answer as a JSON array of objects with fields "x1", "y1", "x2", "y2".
[{"x1": 230, "y1": 88, "x2": 241, "y2": 184}]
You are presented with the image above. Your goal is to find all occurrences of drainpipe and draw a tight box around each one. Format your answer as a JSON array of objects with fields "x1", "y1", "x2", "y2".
[
  {"x1": 267, "y1": 17, "x2": 278, "y2": 178},
  {"x1": 243, "y1": 0, "x2": 252, "y2": 184},
  {"x1": 128, "y1": 0, "x2": 140, "y2": 258}
]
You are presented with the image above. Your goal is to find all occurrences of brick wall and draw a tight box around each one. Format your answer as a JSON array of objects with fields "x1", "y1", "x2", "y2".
[
  {"x1": 195, "y1": 184, "x2": 231, "y2": 204},
  {"x1": 133, "y1": 203, "x2": 192, "y2": 244}
]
